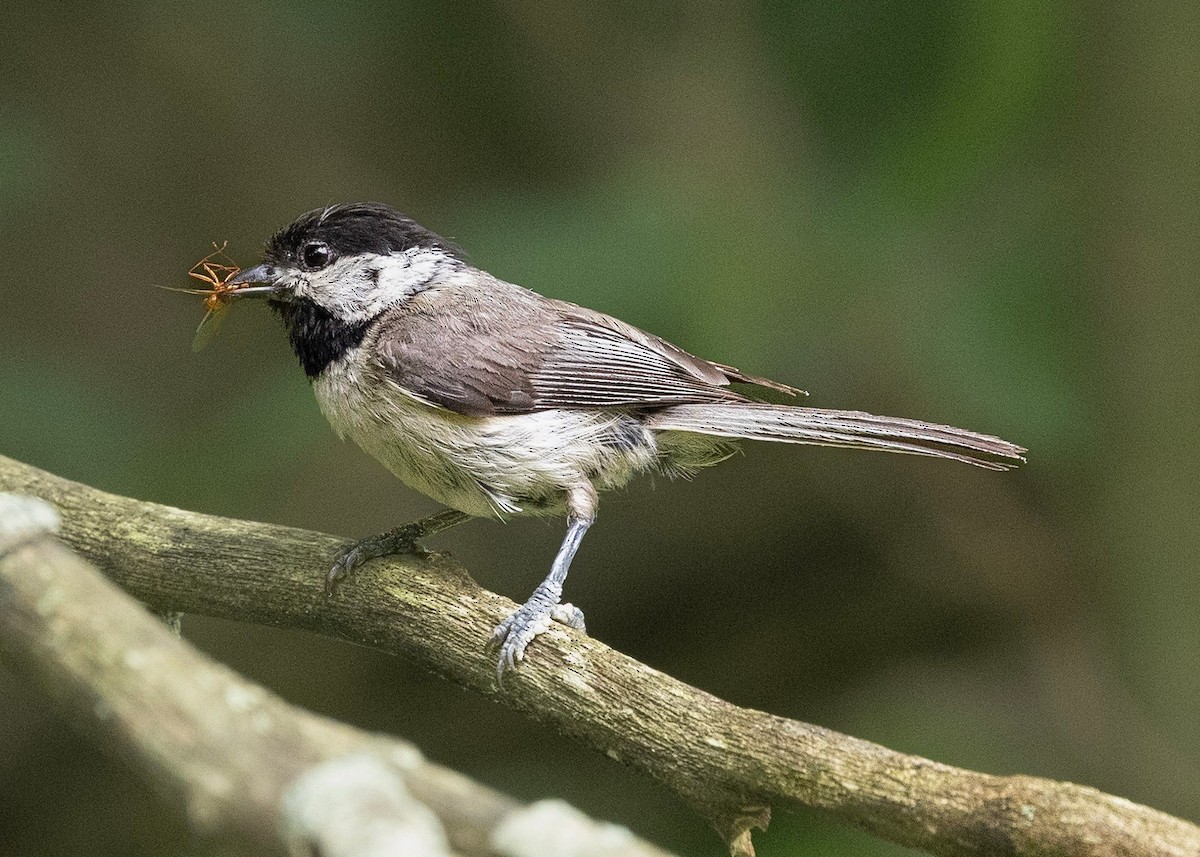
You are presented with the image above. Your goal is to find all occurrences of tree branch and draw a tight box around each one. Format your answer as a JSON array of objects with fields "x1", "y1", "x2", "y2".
[
  {"x1": 1, "y1": 454, "x2": 1196, "y2": 856},
  {"x1": 0, "y1": 492, "x2": 677, "y2": 857}
]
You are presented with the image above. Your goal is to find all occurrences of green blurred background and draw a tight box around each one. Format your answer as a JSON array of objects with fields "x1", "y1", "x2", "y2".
[{"x1": 1, "y1": 2, "x2": 1196, "y2": 854}]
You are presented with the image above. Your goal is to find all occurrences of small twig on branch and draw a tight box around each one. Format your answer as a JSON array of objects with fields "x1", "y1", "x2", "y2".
[
  {"x1": 1, "y1": 454, "x2": 1197, "y2": 857},
  {"x1": 0, "y1": 491, "x2": 678, "y2": 857}
]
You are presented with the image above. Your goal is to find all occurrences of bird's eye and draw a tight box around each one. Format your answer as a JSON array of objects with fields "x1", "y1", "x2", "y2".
[{"x1": 300, "y1": 242, "x2": 335, "y2": 270}]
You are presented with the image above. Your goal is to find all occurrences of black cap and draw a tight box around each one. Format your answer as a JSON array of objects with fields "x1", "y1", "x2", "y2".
[{"x1": 266, "y1": 202, "x2": 463, "y2": 265}]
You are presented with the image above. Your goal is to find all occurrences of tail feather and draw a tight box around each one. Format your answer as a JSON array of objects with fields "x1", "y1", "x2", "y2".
[{"x1": 648, "y1": 403, "x2": 1026, "y2": 471}]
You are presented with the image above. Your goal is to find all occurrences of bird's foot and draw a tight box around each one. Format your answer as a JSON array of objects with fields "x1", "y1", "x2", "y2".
[
  {"x1": 327, "y1": 530, "x2": 423, "y2": 595},
  {"x1": 325, "y1": 509, "x2": 471, "y2": 595},
  {"x1": 491, "y1": 599, "x2": 586, "y2": 684}
]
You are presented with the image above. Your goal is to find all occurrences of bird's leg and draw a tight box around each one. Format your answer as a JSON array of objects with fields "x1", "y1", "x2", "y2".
[
  {"x1": 326, "y1": 508, "x2": 473, "y2": 595},
  {"x1": 492, "y1": 487, "x2": 596, "y2": 682}
]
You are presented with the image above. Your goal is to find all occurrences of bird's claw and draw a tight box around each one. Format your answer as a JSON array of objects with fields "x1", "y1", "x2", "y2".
[
  {"x1": 491, "y1": 601, "x2": 586, "y2": 684},
  {"x1": 326, "y1": 541, "x2": 376, "y2": 595},
  {"x1": 325, "y1": 527, "x2": 430, "y2": 595},
  {"x1": 326, "y1": 546, "x2": 357, "y2": 595}
]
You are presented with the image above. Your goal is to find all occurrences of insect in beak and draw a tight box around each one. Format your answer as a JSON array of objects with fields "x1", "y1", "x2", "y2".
[{"x1": 158, "y1": 242, "x2": 274, "y2": 351}]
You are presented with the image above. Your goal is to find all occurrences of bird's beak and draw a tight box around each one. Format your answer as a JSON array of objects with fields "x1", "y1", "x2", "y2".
[{"x1": 226, "y1": 263, "x2": 288, "y2": 299}]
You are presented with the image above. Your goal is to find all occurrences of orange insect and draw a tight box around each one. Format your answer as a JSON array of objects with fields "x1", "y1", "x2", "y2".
[{"x1": 160, "y1": 241, "x2": 245, "y2": 351}]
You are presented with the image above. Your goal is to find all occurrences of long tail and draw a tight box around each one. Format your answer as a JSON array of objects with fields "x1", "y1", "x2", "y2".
[{"x1": 648, "y1": 403, "x2": 1025, "y2": 471}]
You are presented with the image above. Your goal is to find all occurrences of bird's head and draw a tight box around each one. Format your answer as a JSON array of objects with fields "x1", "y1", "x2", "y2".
[
  {"x1": 227, "y1": 202, "x2": 463, "y2": 376},
  {"x1": 229, "y1": 202, "x2": 464, "y2": 324}
]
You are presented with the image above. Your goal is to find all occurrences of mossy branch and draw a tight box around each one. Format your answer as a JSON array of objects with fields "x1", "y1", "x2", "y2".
[
  {"x1": 0, "y1": 491, "x2": 675, "y2": 857},
  {"x1": 1, "y1": 454, "x2": 1197, "y2": 856}
]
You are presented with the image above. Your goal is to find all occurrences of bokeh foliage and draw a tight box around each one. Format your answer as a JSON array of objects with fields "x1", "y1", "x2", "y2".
[{"x1": 1, "y1": 2, "x2": 1196, "y2": 855}]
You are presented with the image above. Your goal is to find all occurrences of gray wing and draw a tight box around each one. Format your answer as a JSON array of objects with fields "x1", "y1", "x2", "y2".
[{"x1": 374, "y1": 285, "x2": 800, "y2": 417}]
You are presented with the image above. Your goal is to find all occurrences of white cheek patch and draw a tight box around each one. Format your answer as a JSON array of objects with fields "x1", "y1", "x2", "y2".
[
  {"x1": 306, "y1": 248, "x2": 454, "y2": 322},
  {"x1": 373, "y1": 249, "x2": 444, "y2": 307}
]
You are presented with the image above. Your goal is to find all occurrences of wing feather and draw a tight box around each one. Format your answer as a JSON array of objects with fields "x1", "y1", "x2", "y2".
[
  {"x1": 527, "y1": 318, "x2": 745, "y2": 408},
  {"x1": 373, "y1": 281, "x2": 797, "y2": 416}
]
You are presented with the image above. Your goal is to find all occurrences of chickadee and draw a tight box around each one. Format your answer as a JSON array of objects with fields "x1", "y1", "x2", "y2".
[{"x1": 224, "y1": 202, "x2": 1024, "y2": 680}]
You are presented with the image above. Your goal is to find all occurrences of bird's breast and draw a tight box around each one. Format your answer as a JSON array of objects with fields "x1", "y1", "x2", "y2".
[{"x1": 311, "y1": 353, "x2": 659, "y2": 519}]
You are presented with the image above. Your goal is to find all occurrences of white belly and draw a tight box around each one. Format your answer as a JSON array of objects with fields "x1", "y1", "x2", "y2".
[{"x1": 312, "y1": 356, "x2": 657, "y2": 519}]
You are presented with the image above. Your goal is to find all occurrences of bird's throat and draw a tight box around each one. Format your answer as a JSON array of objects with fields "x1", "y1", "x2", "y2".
[{"x1": 270, "y1": 298, "x2": 371, "y2": 378}]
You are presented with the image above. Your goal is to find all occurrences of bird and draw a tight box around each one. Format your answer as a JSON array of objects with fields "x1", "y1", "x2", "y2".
[{"x1": 221, "y1": 202, "x2": 1025, "y2": 682}]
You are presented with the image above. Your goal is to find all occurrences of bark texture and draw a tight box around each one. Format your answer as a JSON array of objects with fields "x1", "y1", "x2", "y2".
[
  {"x1": 1, "y1": 454, "x2": 1197, "y2": 856},
  {"x1": 0, "y1": 489, "x2": 676, "y2": 857}
]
